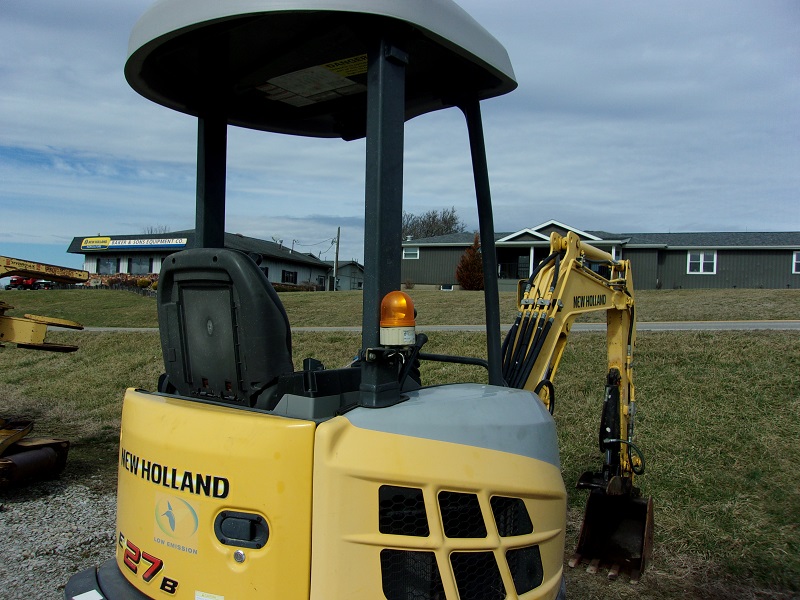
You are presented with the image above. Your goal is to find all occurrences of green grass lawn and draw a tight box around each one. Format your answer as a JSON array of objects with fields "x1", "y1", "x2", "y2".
[
  {"x1": 1, "y1": 287, "x2": 798, "y2": 328},
  {"x1": 1, "y1": 289, "x2": 798, "y2": 598}
]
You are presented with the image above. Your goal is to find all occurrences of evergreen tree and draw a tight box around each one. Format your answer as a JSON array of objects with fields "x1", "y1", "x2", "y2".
[{"x1": 455, "y1": 233, "x2": 484, "y2": 290}]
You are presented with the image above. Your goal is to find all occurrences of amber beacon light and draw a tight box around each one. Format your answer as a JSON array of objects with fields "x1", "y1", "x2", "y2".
[{"x1": 380, "y1": 291, "x2": 416, "y2": 346}]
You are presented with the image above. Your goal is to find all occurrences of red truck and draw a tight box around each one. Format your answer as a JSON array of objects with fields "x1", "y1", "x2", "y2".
[{"x1": 5, "y1": 276, "x2": 45, "y2": 290}]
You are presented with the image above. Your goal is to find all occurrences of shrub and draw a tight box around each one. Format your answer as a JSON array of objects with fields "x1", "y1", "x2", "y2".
[{"x1": 455, "y1": 233, "x2": 484, "y2": 290}]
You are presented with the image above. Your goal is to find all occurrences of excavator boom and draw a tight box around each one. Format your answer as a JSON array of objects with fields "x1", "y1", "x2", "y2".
[
  {"x1": 503, "y1": 231, "x2": 653, "y2": 580},
  {"x1": 1, "y1": 255, "x2": 89, "y2": 284}
]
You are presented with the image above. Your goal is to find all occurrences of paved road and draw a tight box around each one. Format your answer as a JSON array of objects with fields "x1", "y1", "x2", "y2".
[
  {"x1": 556, "y1": 320, "x2": 800, "y2": 332},
  {"x1": 72, "y1": 320, "x2": 800, "y2": 333}
]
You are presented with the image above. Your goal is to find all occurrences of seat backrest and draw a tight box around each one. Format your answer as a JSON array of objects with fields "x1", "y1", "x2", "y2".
[{"x1": 157, "y1": 248, "x2": 294, "y2": 406}]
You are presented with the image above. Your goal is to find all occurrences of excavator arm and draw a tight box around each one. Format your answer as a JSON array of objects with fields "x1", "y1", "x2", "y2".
[{"x1": 502, "y1": 231, "x2": 653, "y2": 580}]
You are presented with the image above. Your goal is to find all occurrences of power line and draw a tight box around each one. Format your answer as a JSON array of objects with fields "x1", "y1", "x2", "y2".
[{"x1": 293, "y1": 238, "x2": 337, "y2": 247}]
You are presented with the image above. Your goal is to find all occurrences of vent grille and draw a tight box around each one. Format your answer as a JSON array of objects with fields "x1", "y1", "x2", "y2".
[
  {"x1": 450, "y1": 552, "x2": 505, "y2": 600},
  {"x1": 490, "y1": 496, "x2": 534, "y2": 537},
  {"x1": 379, "y1": 485, "x2": 429, "y2": 537},
  {"x1": 506, "y1": 545, "x2": 544, "y2": 595},
  {"x1": 378, "y1": 489, "x2": 544, "y2": 599},
  {"x1": 438, "y1": 491, "x2": 486, "y2": 538},
  {"x1": 381, "y1": 549, "x2": 445, "y2": 600}
]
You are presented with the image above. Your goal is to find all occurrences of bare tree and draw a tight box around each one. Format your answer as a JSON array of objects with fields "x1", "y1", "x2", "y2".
[
  {"x1": 402, "y1": 206, "x2": 466, "y2": 240},
  {"x1": 142, "y1": 225, "x2": 172, "y2": 234}
]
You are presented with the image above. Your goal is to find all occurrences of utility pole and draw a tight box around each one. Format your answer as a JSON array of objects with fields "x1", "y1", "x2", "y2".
[{"x1": 332, "y1": 226, "x2": 340, "y2": 291}]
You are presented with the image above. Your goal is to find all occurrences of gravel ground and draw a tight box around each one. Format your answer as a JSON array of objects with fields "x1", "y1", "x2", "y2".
[{"x1": 0, "y1": 476, "x2": 116, "y2": 600}]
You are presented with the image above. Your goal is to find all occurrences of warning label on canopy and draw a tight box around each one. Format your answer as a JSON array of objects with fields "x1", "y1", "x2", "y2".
[
  {"x1": 324, "y1": 54, "x2": 368, "y2": 78},
  {"x1": 258, "y1": 54, "x2": 367, "y2": 107}
]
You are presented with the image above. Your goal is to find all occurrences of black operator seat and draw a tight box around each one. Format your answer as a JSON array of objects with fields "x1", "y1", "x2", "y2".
[{"x1": 157, "y1": 248, "x2": 294, "y2": 407}]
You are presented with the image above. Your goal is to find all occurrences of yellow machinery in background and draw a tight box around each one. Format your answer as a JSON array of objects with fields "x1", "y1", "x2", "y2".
[
  {"x1": 65, "y1": 1, "x2": 650, "y2": 598},
  {"x1": 1, "y1": 255, "x2": 88, "y2": 352},
  {"x1": 0, "y1": 255, "x2": 87, "y2": 486}
]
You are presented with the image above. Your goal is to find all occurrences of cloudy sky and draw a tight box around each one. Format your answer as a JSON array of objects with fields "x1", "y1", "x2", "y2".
[{"x1": 1, "y1": 0, "x2": 798, "y2": 269}]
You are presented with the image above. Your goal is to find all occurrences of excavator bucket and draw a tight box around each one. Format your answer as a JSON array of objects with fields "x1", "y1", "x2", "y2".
[{"x1": 570, "y1": 489, "x2": 654, "y2": 581}]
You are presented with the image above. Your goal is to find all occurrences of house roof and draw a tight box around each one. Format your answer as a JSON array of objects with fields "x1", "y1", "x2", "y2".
[
  {"x1": 404, "y1": 230, "x2": 622, "y2": 246},
  {"x1": 404, "y1": 220, "x2": 625, "y2": 246},
  {"x1": 323, "y1": 260, "x2": 364, "y2": 270},
  {"x1": 621, "y1": 231, "x2": 800, "y2": 249},
  {"x1": 68, "y1": 230, "x2": 329, "y2": 268},
  {"x1": 403, "y1": 226, "x2": 800, "y2": 250}
]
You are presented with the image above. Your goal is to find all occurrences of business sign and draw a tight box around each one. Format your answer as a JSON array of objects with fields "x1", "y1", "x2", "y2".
[
  {"x1": 81, "y1": 236, "x2": 112, "y2": 250},
  {"x1": 81, "y1": 237, "x2": 188, "y2": 251}
]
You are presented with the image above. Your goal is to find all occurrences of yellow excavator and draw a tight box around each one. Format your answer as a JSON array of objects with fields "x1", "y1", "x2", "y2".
[
  {"x1": 0, "y1": 256, "x2": 88, "y2": 486},
  {"x1": 65, "y1": 1, "x2": 651, "y2": 598},
  {"x1": 502, "y1": 231, "x2": 653, "y2": 581}
]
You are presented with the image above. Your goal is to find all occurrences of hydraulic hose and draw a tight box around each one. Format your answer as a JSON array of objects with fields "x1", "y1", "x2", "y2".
[
  {"x1": 513, "y1": 316, "x2": 554, "y2": 389},
  {"x1": 511, "y1": 253, "x2": 560, "y2": 388},
  {"x1": 628, "y1": 303, "x2": 635, "y2": 349},
  {"x1": 603, "y1": 438, "x2": 646, "y2": 475},
  {"x1": 502, "y1": 250, "x2": 562, "y2": 388},
  {"x1": 500, "y1": 314, "x2": 521, "y2": 377},
  {"x1": 550, "y1": 253, "x2": 562, "y2": 292},
  {"x1": 506, "y1": 311, "x2": 535, "y2": 384},
  {"x1": 509, "y1": 312, "x2": 541, "y2": 388},
  {"x1": 531, "y1": 251, "x2": 559, "y2": 284},
  {"x1": 502, "y1": 250, "x2": 559, "y2": 373},
  {"x1": 533, "y1": 379, "x2": 555, "y2": 415}
]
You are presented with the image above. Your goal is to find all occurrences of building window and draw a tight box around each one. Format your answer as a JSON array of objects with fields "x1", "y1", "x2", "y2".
[
  {"x1": 281, "y1": 270, "x2": 297, "y2": 284},
  {"x1": 403, "y1": 247, "x2": 419, "y2": 260},
  {"x1": 687, "y1": 250, "x2": 716, "y2": 274},
  {"x1": 793, "y1": 251, "x2": 800, "y2": 274},
  {"x1": 97, "y1": 257, "x2": 119, "y2": 275},
  {"x1": 129, "y1": 256, "x2": 151, "y2": 275}
]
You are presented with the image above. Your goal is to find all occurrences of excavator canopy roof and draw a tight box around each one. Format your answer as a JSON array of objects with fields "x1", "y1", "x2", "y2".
[{"x1": 125, "y1": 0, "x2": 516, "y2": 139}]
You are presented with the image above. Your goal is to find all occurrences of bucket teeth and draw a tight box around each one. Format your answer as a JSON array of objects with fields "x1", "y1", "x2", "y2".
[{"x1": 570, "y1": 489, "x2": 654, "y2": 582}]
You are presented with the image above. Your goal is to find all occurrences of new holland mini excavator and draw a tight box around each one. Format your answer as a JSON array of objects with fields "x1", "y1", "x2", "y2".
[{"x1": 66, "y1": 1, "x2": 651, "y2": 598}]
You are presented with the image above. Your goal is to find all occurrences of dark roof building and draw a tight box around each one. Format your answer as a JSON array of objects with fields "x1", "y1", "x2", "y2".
[
  {"x1": 402, "y1": 220, "x2": 800, "y2": 290},
  {"x1": 68, "y1": 230, "x2": 331, "y2": 288}
]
